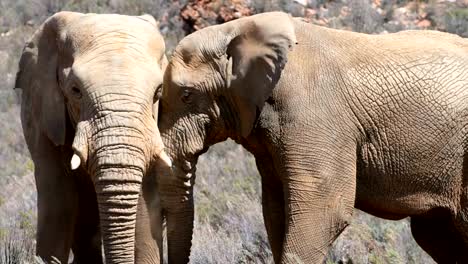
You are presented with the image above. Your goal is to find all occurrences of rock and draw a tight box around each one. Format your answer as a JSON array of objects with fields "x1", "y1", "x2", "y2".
[
  {"x1": 180, "y1": 0, "x2": 254, "y2": 34},
  {"x1": 416, "y1": 18, "x2": 431, "y2": 27}
]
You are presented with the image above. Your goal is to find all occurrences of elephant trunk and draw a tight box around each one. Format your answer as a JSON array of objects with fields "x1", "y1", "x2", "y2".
[
  {"x1": 69, "y1": 91, "x2": 170, "y2": 263},
  {"x1": 158, "y1": 158, "x2": 195, "y2": 264},
  {"x1": 90, "y1": 127, "x2": 148, "y2": 264},
  {"x1": 95, "y1": 166, "x2": 141, "y2": 263},
  {"x1": 72, "y1": 105, "x2": 162, "y2": 263}
]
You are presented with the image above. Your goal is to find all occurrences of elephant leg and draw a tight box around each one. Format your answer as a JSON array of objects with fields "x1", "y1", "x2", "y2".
[
  {"x1": 135, "y1": 170, "x2": 163, "y2": 264},
  {"x1": 452, "y1": 194, "x2": 468, "y2": 262},
  {"x1": 279, "y1": 141, "x2": 356, "y2": 264},
  {"x1": 34, "y1": 138, "x2": 78, "y2": 263},
  {"x1": 71, "y1": 175, "x2": 102, "y2": 264},
  {"x1": 257, "y1": 160, "x2": 285, "y2": 263},
  {"x1": 410, "y1": 212, "x2": 463, "y2": 263},
  {"x1": 453, "y1": 223, "x2": 468, "y2": 263}
]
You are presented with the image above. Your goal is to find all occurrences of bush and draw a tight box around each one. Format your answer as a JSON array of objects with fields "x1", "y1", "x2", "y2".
[
  {"x1": 0, "y1": 210, "x2": 36, "y2": 264},
  {"x1": 445, "y1": 8, "x2": 468, "y2": 37}
]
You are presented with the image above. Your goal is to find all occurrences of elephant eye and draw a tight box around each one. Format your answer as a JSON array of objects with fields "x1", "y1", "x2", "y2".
[
  {"x1": 71, "y1": 86, "x2": 82, "y2": 99},
  {"x1": 181, "y1": 89, "x2": 192, "y2": 104}
]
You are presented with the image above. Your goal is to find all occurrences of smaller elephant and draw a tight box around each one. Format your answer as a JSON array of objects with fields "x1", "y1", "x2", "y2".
[
  {"x1": 155, "y1": 11, "x2": 468, "y2": 264},
  {"x1": 16, "y1": 12, "x2": 170, "y2": 263}
]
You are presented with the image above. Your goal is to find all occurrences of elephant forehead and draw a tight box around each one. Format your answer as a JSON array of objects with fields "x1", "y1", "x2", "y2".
[
  {"x1": 74, "y1": 56, "x2": 161, "y2": 85},
  {"x1": 65, "y1": 14, "x2": 164, "y2": 59},
  {"x1": 167, "y1": 60, "x2": 211, "y2": 89}
]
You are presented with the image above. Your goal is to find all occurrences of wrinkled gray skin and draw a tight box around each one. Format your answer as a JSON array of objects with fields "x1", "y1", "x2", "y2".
[
  {"x1": 16, "y1": 12, "x2": 169, "y2": 264},
  {"x1": 156, "y1": 12, "x2": 468, "y2": 264}
]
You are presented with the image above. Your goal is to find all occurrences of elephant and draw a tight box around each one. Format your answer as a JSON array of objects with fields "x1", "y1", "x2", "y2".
[
  {"x1": 15, "y1": 11, "x2": 170, "y2": 263},
  {"x1": 154, "y1": 11, "x2": 468, "y2": 264}
]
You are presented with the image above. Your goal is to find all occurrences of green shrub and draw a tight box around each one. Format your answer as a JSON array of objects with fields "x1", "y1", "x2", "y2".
[{"x1": 445, "y1": 8, "x2": 468, "y2": 37}]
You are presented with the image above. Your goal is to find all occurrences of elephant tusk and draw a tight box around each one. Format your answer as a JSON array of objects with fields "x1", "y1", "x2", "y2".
[
  {"x1": 159, "y1": 150, "x2": 172, "y2": 168},
  {"x1": 71, "y1": 153, "x2": 81, "y2": 170}
]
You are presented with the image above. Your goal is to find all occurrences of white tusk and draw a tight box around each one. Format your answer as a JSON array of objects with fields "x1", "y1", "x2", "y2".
[
  {"x1": 70, "y1": 154, "x2": 81, "y2": 170},
  {"x1": 159, "y1": 151, "x2": 172, "y2": 168}
]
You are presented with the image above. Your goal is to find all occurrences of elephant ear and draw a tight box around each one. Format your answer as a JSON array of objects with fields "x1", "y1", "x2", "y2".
[
  {"x1": 225, "y1": 12, "x2": 297, "y2": 137},
  {"x1": 139, "y1": 14, "x2": 160, "y2": 28},
  {"x1": 152, "y1": 55, "x2": 168, "y2": 122},
  {"x1": 15, "y1": 12, "x2": 79, "y2": 146}
]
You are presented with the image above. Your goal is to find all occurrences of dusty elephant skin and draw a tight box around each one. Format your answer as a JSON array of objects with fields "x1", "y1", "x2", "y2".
[
  {"x1": 15, "y1": 11, "x2": 170, "y2": 264},
  {"x1": 156, "y1": 11, "x2": 468, "y2": 264}
]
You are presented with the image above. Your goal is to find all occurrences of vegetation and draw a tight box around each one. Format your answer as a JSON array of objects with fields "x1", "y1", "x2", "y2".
[{"x1": 1, "y1": 0, "x2": 466, "y2": 262}]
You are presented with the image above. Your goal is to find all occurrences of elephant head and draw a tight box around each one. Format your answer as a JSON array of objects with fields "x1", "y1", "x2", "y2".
[
  {"x1": 157, "y1": 12, "x2": 297, "y2": 263},
  {"x1": 15, "y1": 12, "x2": 170, "y2": 263}
]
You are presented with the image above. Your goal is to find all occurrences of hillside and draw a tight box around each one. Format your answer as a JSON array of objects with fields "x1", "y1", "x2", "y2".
[{"x1": 1, "y1": 0, "x2": 466, "y2": 263}]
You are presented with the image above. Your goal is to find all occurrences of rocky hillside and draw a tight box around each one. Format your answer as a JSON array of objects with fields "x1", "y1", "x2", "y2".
[{"x1": 179, "y1": 0, "x2": 468, "y2": 36}]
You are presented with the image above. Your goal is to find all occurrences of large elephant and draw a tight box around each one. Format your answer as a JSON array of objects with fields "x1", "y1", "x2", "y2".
[
  {"x1": 15, "y1": 12, "x2": 170, "y2": 263},
  {"x1": 155, "y1": 11, "x2": 468, "y2": 264}
]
